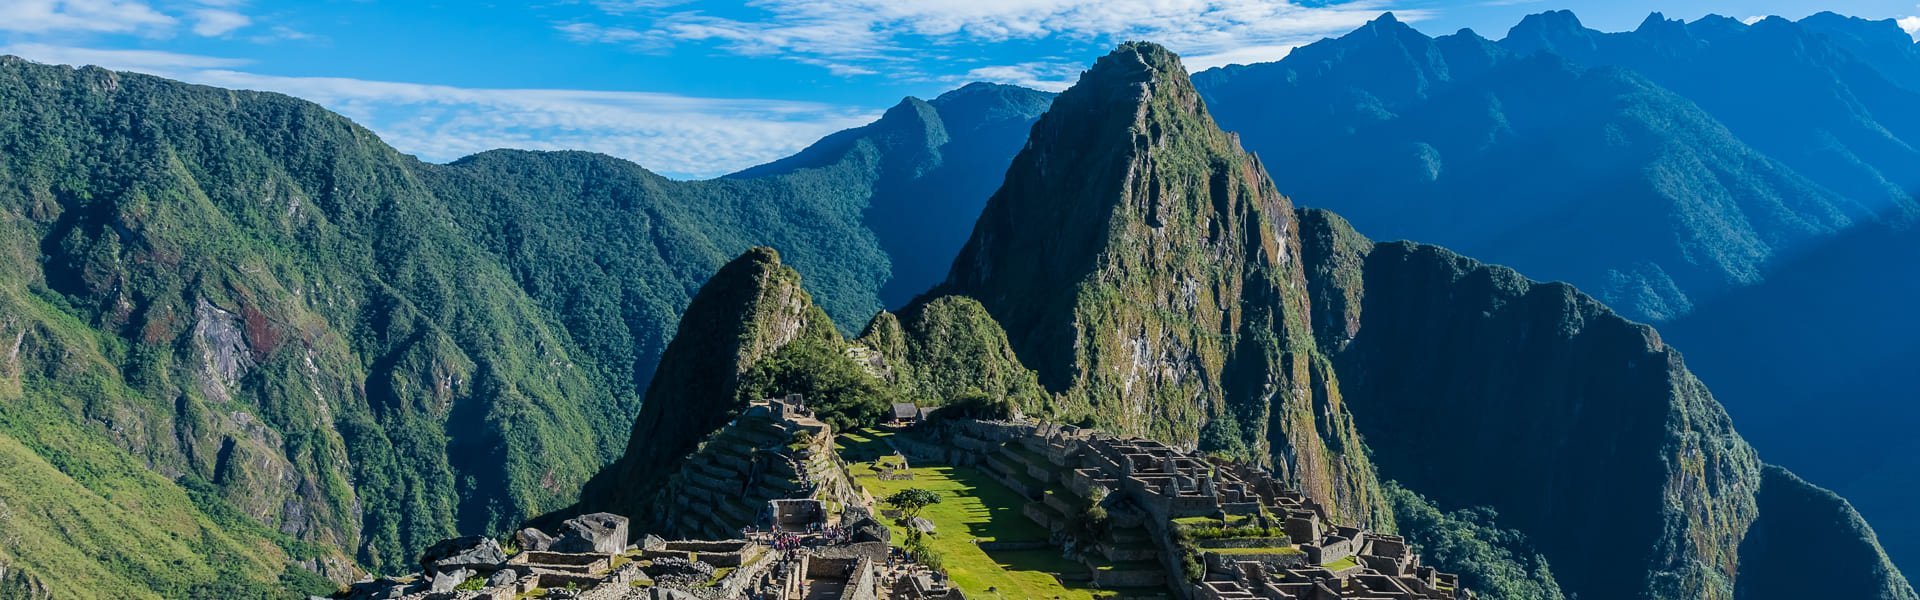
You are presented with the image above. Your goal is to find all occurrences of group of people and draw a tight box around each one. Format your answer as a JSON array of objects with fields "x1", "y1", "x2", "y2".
[{"x1": 745, "y1": 521, "x2": 858, "y2": 552}]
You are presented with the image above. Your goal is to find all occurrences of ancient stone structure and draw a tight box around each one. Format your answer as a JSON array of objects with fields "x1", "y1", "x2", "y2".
[
  {"x1": 931, "y1": 419, "x2": 1465, "y2": 599},
  {"x1": 655, "y1": 395, "x2": 865, "y2": 540}
]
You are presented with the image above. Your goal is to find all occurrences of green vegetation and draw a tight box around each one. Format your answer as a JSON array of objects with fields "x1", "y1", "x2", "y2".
[
  {"x1": 0, "y1": 51, "x2": 1053, "y2": 594},
  {"x1": 1382, "y1": 482, "x2": 1563, "y2": 599},
  {"x1": 860, "y1": 297, "x2": 1057, "y2": 417},
  {"x1": 884, "y1": 488, "x2": 943, "y2": 521},
  {"x1": 839, "y1": 430, "x2": 1123, "y2": 599},
  {"x1": 740, "y1": 338, "x2": 895, "y2": 431},
  {"x1": 1323, "y1": 556, "x2": 1359, "y2": 571}
]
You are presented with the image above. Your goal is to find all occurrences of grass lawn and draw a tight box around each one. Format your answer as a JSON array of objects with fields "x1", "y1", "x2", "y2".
[
  {"x1": 1323, "y1": 556, "x2": 1359, "y2": 571},
  {"x1": 1206, "y1": 546, "x2": 1304, "y2": 556},
  {"x1": 839, "y1": 429, "x2": 1131, "y2": 600}
]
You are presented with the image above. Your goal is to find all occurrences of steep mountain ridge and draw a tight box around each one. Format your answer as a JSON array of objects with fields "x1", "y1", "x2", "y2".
[
  {"x1": 937, "y1": 41, "x2": 1392, "y2": 529},
  {"x1": 1297, "y1": 208, "x2": 1911, "y2": 600},
  {"x1": 1193, "y1": 10, "x2": 1920, "y2": 577}
]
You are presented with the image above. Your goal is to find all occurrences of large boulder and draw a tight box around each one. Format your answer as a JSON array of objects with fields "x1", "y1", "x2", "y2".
[
  {"x1": 550, "y1": 512, "x2": 630, "y2": 554},
  {"x1": 515, "y1": 527, "x2": 555, "y2": 552},
  {"x1": 341, "y1": 577, "x2": 421, "y2": 600},
  {"x1": 428, "y1": 567, "x2": 473, "y2": 593},
  {"x1": 485, "y1": 568, "x2": 519, "y2": 588},
  {"x1": 417, "y1": 535, "x2": 506, "y2": 575}
]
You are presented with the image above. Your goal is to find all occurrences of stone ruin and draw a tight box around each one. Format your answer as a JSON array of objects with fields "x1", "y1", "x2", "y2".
[{"x1": 923, "y1": 418, "x2": 1468, "y2": 599}]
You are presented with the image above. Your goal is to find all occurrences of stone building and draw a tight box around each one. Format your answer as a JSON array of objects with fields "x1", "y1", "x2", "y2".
[{"x1": 927, "y1": 419, "x2": 1465, "y2": 600}]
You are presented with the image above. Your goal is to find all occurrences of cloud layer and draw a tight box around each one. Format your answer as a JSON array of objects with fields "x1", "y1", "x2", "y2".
[
  {"x1": 0, "y1": 44, "x2": 878, "y2": 178},
  {"x1": 564, "y1": 0, "x2": 1422, "y2": 75}
]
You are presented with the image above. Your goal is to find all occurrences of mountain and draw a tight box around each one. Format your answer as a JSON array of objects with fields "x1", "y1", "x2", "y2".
[
  {"x1": 584, "y1": 247, "x2": 841, "y2": 519},
  {"x1": 1191, "y1": 10, "x2": 1920, "y2": 577},
  {"x1": 730, "y1": 82, "x2": 1056, "y2": 308},
  {"x1": 914, "y1": 41, "x2": 1908, "y2": 600},
  {"x1": 0, "y1": 56, "x2": 624, "y2": 593},
  {"x1": 930, "y1": 42, "x2": 1392, "y2": 529},
  {"x1": 0, "y1": 53, "x2": 1048, "y2": 595},
  {"x1": 1662, "y1": 221, "x2": 1920, "y2": 570},
  {"x1": 1193, "y1": 12, "x2": 1889, "y2": 322},
  {"x1": 1502, "y1": 11, "x2": 1920, "y2": 216}
]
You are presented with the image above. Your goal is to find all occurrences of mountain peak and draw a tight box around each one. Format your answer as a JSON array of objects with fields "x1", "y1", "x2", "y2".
[
  {"x1": 1080, "y1": 41, "x2": 1188, "y2": 92},
  {"x1": 1504, "y1": 9, "x2": 1600, "y2": 58},
  {"x1": 937, "y1": 43, "x2": 1393, "y2": 527}
]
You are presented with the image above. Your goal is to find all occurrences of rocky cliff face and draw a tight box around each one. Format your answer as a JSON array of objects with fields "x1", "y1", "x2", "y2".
[
  {"x1": 1297, "y1": 208, "x2": 1913, "y2": 600},
  {"x1": 933, "y1": 42, "x2": 1389, "y2": 528},
  {"x1": 591, "y1": 248, "x2": 839, "y2": 518}
]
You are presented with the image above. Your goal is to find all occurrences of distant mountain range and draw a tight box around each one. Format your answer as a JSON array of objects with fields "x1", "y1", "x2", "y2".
[
  {"x1": 1189, "y1": 10, "x2": 1920, "y2": 577},
  {"x1": 0, "y1": 8, "x2": 1916, "y2": 599}
]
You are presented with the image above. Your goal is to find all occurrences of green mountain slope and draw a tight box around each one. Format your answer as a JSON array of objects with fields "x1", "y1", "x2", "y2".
[
  {"x1": 0, "y1": 57, "x2": 626, "y2": 583},
  {"x1": 0, "y1": 50, "x2": 1051, "y2": 591}
]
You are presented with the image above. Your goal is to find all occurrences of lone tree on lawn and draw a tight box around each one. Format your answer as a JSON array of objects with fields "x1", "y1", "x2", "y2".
[{"x1": 885, "y1": 488, "x2": 941, "y2": 521}]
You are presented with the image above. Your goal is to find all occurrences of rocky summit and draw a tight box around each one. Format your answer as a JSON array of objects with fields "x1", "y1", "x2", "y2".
[{"x1": 934, "y1": 42, "x2": 1391, "y2": 532}]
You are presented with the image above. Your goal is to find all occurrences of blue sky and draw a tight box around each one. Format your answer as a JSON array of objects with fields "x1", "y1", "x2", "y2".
[{"x1": 3, "y1": 0, "x2": 1916, "y2": 178}]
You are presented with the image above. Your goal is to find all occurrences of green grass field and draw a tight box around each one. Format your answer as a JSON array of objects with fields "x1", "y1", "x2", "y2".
[{"x1": 838, "y1": 429, "x2": 1135, "y2": 600}]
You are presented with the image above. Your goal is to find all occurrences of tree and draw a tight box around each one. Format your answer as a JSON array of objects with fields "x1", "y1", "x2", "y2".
[
  {"x1": 885, "y1": 488, "x2": 942, "y2": 521},
  {"x1": 740, "y1": 339, "x2": 897, "y2": 431}
]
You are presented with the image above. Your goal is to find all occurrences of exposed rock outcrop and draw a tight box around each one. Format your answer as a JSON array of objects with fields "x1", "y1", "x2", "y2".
[{"x1": 551, "y1": 512, "x2": 629, "y2": 554}]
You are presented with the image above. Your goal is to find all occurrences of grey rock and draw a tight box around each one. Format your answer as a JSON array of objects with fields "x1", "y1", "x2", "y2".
[
  {"x1": 486, "y1": 568, "x2": 519, "y2": 588},
  {"x1": 429, "y1": 567, "x2": 472, "y2": 593},
  {"x1": 515, "y1": 527, "x2": 555, "y2": 552},
  {"x1": 418, "y1": 535, "x2": 506, "y2": 575},
  {"x1": 341, "y1": 577, "x2": 414, "y2": 600},
  {"x1": 641, "y1": 533, "x2": 668, "y2": 552},
  {"x1": 550, "y1": 512, "x2": 629, "y2": 554}
]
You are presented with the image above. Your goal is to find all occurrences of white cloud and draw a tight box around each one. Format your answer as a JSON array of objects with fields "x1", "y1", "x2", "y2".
[
  {"x1": 190, "y1": 8, "x2": 251, "y2": 36},
  {"x1": 0, "y1": 0, "x2": 176, "y2": 35},
  {"x1": 1899, "y1": 16, "x2": 1920, "y2": 41},
  {"x1": 1, "y1": 44, "x2": 876, "y2": 179},
  {"x1": 959, "y1": 61, "x2": 1080, "y2": 91},
  {"x1": 1183, "y1": 44, "x2": 1302, "y2": 70},
  {"x1": 0, "y1": 42, "x2": 248, "y2": 70},
  {"x1": 572, "y1": 0, "x2": 1423, "y2": 75},
  {"x1": 1741, "y1": 15, "x2": 1765, "y2": 25}
]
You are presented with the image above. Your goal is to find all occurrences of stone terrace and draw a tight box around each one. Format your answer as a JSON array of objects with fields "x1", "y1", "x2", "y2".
[
  {"x1": 657, "y1": 395, "x2": 860, "y2": 540},
  {"x1": 922, "y1": 419, "x2": 1465, "y2": 600}
]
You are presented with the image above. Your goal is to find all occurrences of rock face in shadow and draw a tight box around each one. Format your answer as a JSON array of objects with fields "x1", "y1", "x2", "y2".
[
  {"x1": 1297, "y1": 208, "x2": 1913, "y2": 600},
  {"x1": 1736, "y1": 466, "x2": 1913, "y2": 600}
]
